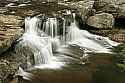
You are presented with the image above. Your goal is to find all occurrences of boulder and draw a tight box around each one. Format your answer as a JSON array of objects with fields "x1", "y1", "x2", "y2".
[
  {"x1": 94, "y1": 0, "x2": 125, "y2": 18},
  {"x1": 0, "y1": 14, "x2": 24, "y2": 55},
  {"x1": 87, "y1": 13, "x2": 114, "y2": 29},
  {"x1": 60, "y1": 0, "x2": 95, "y2": 21}
]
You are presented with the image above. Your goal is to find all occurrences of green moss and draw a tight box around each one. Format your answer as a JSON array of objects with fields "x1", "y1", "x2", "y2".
[{"x1": 112, "y1": 44, "x2": 125, "y2": 71}]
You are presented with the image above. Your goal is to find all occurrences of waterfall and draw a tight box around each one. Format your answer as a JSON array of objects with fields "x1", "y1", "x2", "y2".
[
  {"x1": 66, "y1": 22, "x2": 82, "y2": 42},
  {"x1": 19, "y1": 11, "x2": 119, "y2": 69},
  {"x1": 42, "y1": 18, "x2": 58, "y2": 38},
  {"x1": 42, "y1": 18, "x2": 61, "y2": 51},
  {"x1": 21, "y1": 17, "x2": 53, "y2": 65},
  {"x1": 65, "y1": 19, "x2": 119, "y2": 53},
  {"x1": 41, "y1": 12, "x2": 119, "y2": 53}
]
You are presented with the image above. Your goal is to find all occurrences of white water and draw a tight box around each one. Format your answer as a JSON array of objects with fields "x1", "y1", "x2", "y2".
[
  {"x1": 21, "y1": 14, "x2": 119, "y2": 68},
  {"x1": 42, "y1": 18, "x2": 58, "y2": 38},
  {"x1": 19, "y1": 13, "x2": 120, "y2": 80},
  {"x1": 66, "y1": 22, "x2": 119, "y2": 53},
  {"x1": 21, "y1": 17, "x2": 53, "y2": 65}
]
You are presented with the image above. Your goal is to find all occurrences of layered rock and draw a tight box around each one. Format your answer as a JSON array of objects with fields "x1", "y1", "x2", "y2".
[
  {"x1": 87, "y1": 13, "x2": 114, "y2": 29},
  {"x1": 94, "y1": 0, "x2": 125, "y2": 18},
  {"x1": 0, "y1": 14, "x2": 24, "y2": 81},
  {"x1": 0, "y1": 14, "x2": 24, "y2": 55}
]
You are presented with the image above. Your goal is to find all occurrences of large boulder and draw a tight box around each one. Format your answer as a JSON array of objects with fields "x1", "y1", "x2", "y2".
[
  {"x1": 0, "y1": 14, "x2": 24, "y2": 55},
  {"x1": 87, "y1": 13, "x2": 114, "y2": 29},
  {"x1": 60, "y1": 0, "x2": 95, "y2": 21},
  {"x1": 94, "y1": 0, "x2": 125, "y2": 18}
]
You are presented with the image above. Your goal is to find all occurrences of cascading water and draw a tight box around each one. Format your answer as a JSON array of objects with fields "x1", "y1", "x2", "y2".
[
  {"x1": 66, "y1": 23, "x2": 112, "y2": 53},
  {"x1": 20, "y1": 11, "x2": 119, "y2": 68},
  {"x1": 21, "y1": 17, "x2": 53, "y2": 65},
  {"x1": 42, "y1": 18, "x2": 61, "y2": 51},
  {"x1": 42, "y1": 18, "x2": 58, "y2": 38},
  {"x1": 18, "y1": 11, "x2": 120, "y2": 81},
  {"x1": 65, "y1": 20, "x2": 119, "y2": 53}
]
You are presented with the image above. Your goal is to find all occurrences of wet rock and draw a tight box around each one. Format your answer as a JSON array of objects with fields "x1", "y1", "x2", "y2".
[
  {"x1": 94, "y1": 0, "x2": 125, "y2": 18},
  {"x1": 87, "y1": 13, "x2": 114, "y2": 29},
  {"x1": 0, "y1": 14, "x2": 24, "y2": 55}
]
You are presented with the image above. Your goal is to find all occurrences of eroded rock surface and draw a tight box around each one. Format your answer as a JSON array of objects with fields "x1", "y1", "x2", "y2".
[
  {"x1": 87, "y1": 13, "x2": 114, "y2": 29},
  {"x1": 0, "y1": 14, "x2": 24, "y2": 55},
  {"x1": 94, "y1": 0, "x2": 125, "y2": 18}
]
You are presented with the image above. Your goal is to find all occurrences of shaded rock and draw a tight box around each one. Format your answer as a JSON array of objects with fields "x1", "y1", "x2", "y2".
[
  {"x1": 10, "y1": 43, "x2": 35, "y2": 70},
  {"x1": 94, "y1": 0, "x2": 125, "y2": 18},
  {"x1": 0, "y1": 14, "x2": 24, "y2": 55},
  {"x1": 89, "y1": 29, "x2": 119, "y2": 37},
  {"x1": 87, "y1": 13, "x2": 114, "y2": 29}
]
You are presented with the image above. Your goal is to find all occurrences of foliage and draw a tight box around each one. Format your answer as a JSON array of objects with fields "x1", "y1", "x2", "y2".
[{"x1": 112, "y1": 44, "x2": 125, "y2": 71}]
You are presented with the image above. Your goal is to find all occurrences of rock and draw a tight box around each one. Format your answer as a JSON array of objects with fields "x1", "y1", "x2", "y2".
[
  {"x1": 0, "y1": 14, "x2": 24, "y2": 55},
  {"x1": 7, "y1": 0, "x2": 31, "y2": 3},
  {"x1": 61, "y1": 0, "x2": 95, "y2": 21},
  {"x1": 32, "y1": 0, "x2": 57, "y2": 3},
  {"x1": 0, "y1": 7, "x2": 8, "y2": 14},
  {"x1": 87, "y1": 13, "x2": 114, "y2": 29},
  {"x1": 0, "y1": 59, "x2": 18, "y2": 82},
  {"x1": 111, "y1": 30, "x2": 125, "y2": 42},
  {"x1": 89, "y1": 29, "x2": 119, "y2": 37},
  {"x1": 94, "y1": 0, "x2": 125, "y2": 18}
]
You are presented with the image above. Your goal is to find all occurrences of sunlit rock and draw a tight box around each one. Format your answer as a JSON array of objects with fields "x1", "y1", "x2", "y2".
[
  {"x1": 0, "y1": 14, "x2": 24, "y2": 55},
  {"x1": 87, "y1": 13, "x2": 114, "y2": 29}
]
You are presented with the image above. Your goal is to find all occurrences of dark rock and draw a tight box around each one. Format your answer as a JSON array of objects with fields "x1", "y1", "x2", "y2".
[{"x1": 94, "y1": 0, "x2": 125, "y2": 18}]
